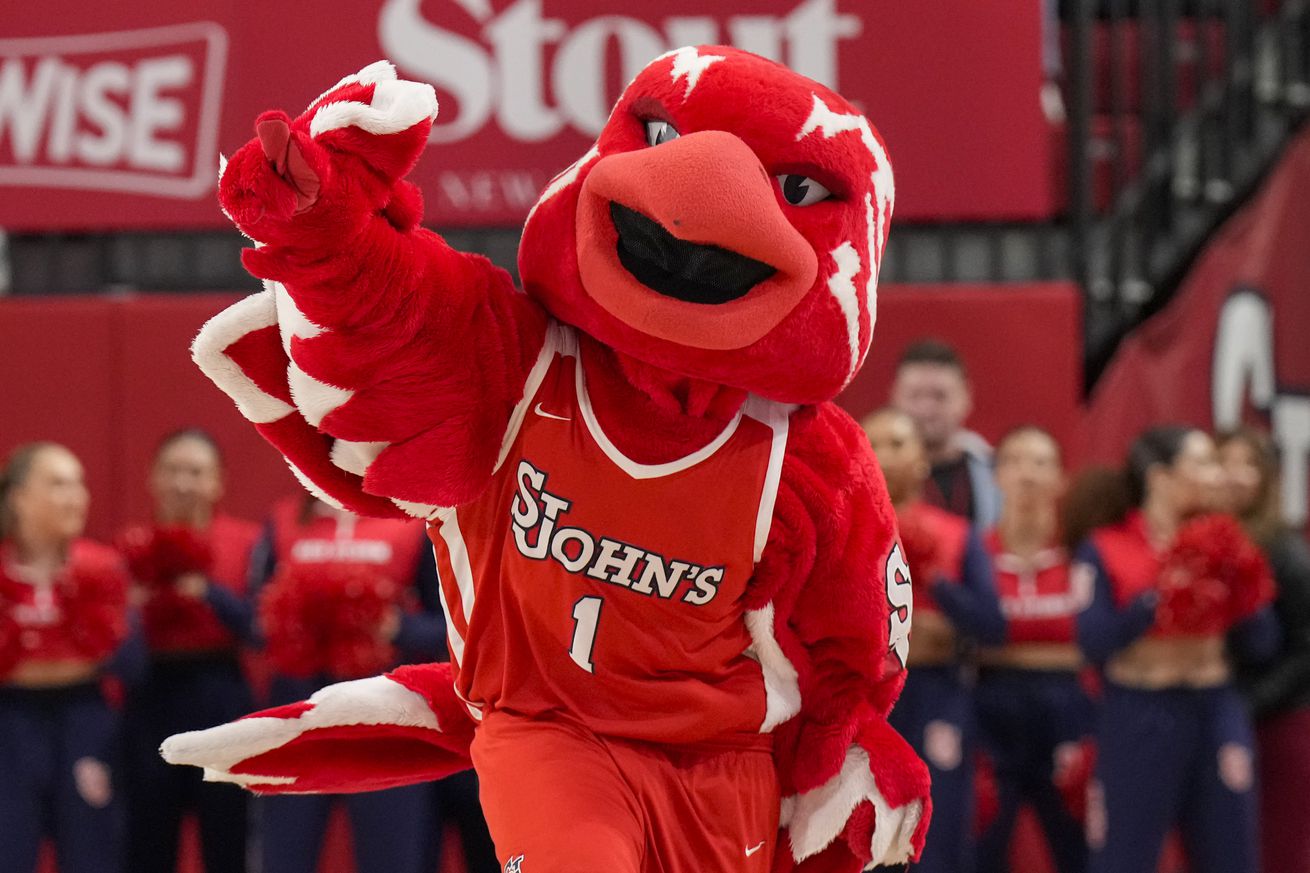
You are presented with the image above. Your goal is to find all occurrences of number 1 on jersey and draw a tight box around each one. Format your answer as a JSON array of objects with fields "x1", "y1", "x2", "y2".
[{"x1": 570, "y1": 596, "x2": 603, "y2": 673}]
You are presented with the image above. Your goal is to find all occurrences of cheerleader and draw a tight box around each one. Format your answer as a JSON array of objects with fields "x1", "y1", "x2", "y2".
[
  {"x1": 250, "y1": 494, "x2": 444, "y2": 873},
  {"x1": 1073, "y1": 426, "x2": 1279, "y2": 873},
  {"x1": 118, "y1": 429, "x2": 261, "y2": 873},
  {"x1": 1218, "y1": 428, "x2": 1310, "y2": 873},
  {"x1": 864, "y1": 408, "x2": 1005, "y2": 873},
  {"x1": 974, "y1": 427, "x2": 1092, "y2": 873},
  {"x1": 0, "y1": 442, "x2": 132, "y2": 873}
]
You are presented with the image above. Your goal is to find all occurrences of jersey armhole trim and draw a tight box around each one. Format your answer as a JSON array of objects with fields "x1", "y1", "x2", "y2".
[
  {"x1": 745, "y1": 396, "x2": 794, "y2": 562},
  {"x1": 490, "y1": 321, "x2": 568, "y2": 477}
]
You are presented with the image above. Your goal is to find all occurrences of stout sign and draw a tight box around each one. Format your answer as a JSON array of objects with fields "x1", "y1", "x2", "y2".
[{"x1": 1, "y1": 0, "x2": 1053, "y2": 230}]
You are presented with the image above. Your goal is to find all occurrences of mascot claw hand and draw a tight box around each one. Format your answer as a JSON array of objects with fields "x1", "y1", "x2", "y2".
[
  {"x1": 181, "y1": 49, "x2": 930, "y2": 872},
  {"x1": 159, "y1": 663, "x2": 473, "y2": 794},
  {"x1": 219, "y1": 61, "x2": 435, "y2": 243}
]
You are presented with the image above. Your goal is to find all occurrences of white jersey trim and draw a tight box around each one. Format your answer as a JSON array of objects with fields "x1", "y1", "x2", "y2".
[
  {"x1": 430, "y1": 543, "x2": 466, "y2": 667},
  {"x1": 743, "y1": 396, "x2": 794, "y2": 562},
  {"x1": 566, "y1": 329, "x2": 746, "y2": 481},
  {"x1": 492, "y1": 322, "x2": 569, "y2": 476}
]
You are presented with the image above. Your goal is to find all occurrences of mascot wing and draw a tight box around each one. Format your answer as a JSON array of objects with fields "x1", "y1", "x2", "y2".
[
  {"x1": 160, "y1": 663, "x2": 475, "y2": 793},
  {"x1": 748, "y1": 404, "x2": 931, "y2": 872},
  {"x1": 198, "y1": 61, "x2": 548, "y2": 517}
]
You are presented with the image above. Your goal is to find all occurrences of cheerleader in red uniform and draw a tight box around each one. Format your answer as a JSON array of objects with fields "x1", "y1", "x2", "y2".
[
  {"x1": 0, "y1": 442, "x2": 132, "y2": 873},
  {"x1": 974, "y1": 427, "x2": 1093, "y2": 873},
  {"x1": 864, "y1": 408, "x2": 1005, "y2": 873},
  {"x1": 250, "y1": 494, "x2": 444, "y2": 873},
  {"x1": 118, "y1": 429, "x2": 260, "y2": 873},
  {"x1": 1073, "y1": 426, "x2": 1279, "y2": 873}
]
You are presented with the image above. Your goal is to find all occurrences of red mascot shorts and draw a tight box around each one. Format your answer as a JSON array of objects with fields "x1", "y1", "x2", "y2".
[{"x1": 471, "y1": 710, "x2": 780, "y2": 873}]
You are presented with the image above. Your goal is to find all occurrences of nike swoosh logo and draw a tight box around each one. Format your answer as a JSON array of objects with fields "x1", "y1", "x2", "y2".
[
  {"x1": 533, "y1": 402, "x2": 571, "y2": 422},
  {"x1": 745, "y1": 842, "x2": 765, "y2": 857}
]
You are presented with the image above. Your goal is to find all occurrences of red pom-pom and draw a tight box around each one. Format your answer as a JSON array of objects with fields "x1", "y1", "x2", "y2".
[
  {"x1": 60, "y1": 559, "x2": 130, "y2": 661},
  {"x1": 1157, "y1": 514, "x2": 1275, "y2": 636},
  {"x1": 120, "y1": 525, "x2": 212, "y2": 589},
  {"x1": 260, "y1": 563, "x2": 399, "y2": 679},
  {"x1": 897, "y1": 512, "x2": 942, "y2": 610},
  {"x1": 119, "y1": 525, "x2": 228, "y2": 650}
]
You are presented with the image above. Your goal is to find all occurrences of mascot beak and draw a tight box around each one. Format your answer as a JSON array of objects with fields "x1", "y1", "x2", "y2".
[{"x1": 575, "y1": 131, "x2": 818, "y2": 350}]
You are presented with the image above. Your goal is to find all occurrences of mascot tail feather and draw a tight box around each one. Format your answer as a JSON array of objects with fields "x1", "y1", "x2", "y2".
[{"x1": 160, "y1": 663, "x2": 475, "y2": 794}]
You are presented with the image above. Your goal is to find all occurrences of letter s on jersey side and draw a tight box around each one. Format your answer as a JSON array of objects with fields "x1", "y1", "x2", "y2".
[{"x1": 885, "y1": 542, "x2": 912, "y2": 669}]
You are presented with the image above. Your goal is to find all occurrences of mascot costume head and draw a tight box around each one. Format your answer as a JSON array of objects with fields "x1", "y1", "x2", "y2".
[
  {"x1": 519, "y1": 45, "x2": 891, "y2": 403},
  {"x1": 164, "y1": 47, "x2": 930, "y2": 873}
]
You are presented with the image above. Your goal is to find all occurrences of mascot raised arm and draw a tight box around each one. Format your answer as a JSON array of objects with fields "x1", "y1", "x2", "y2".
[{"x1": 163, "y1": 47, "x2": 930, "y2": 873}]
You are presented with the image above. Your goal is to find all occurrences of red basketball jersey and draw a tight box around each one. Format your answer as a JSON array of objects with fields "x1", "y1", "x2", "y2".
[
  {"x1": 428, "y1": 327, "x2": 791, "y2": 746},
  {"x1": 983, "y1": 531, "x2": 1088, "y2": 645}
]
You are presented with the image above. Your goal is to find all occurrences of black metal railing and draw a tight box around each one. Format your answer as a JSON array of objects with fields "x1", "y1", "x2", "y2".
[{"x1": 1067, "y1": 0, "x2": 1310, "y2": 385}]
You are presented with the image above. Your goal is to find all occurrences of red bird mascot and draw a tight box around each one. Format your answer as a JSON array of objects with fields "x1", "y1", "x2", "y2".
[{"x1": 162, "y1": 48, "x2": 930, "y2": 872}]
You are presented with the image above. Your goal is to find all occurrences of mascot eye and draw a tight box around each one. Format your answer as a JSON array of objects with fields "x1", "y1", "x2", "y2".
[
  {"x1": 778, "y1": 174, "x2": 832, "y2": 206},
  {"x1": 643, "y1": 119, "x2": 680, "y2": 147}
]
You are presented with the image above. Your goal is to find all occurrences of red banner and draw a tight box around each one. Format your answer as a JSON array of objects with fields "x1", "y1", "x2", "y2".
[
  {"x1": 0, "y1": 0, "x2": 1056, "y2": 231},
  {"x1": 1081, "y1": 128, "x2": 1310, "y2": 531}
]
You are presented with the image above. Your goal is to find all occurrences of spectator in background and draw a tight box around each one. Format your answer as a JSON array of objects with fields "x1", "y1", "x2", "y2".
[
  {"x1": 1217, "y1": 428, "x2": 1310, "y2": 873},
  {"x1": 118, "y1": 429, "x2": 260, "y2": 873},
  {"x1": 0, "y1": 442, "x2": 134, "y2": 873},
  {"x1": 891, "y1": 339, "x2": 1003, "y2": 527},
  {"x1": 864, "y1": 407, "x2": 1005, "y2": 873},
  {"x1": 248, "y1": 494, "x2": 445, "y2": 873},
  {"x1": 1070, "y1": 426, "x2": 1279, "y2": 873},
  {"x1": 975, "y1": 426, "x2": 1091, "y2": 873}
]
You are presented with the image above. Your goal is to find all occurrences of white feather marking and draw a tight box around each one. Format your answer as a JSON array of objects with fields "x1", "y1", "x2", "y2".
[
  {"x1": 160, "y1": 676, "x2": 440, "y2": 782},
  {"x1": 744, "y1": 604, "x2": 802, "y2": 731},
  {"x1": 795, "y1": 94, "x2": 895, "y2": 375},
  {"x1": 826, "y1": 242, "x2": 862, "y2": 378},
  {"x1": 191, "y1": 292, "x2": 295, "y2": 425},
  {"x1": 286, "y1": 361, "x2": 353, "y2": 429},
  {"x1": 271, "y1": 281, "x2": 323, "y2": 354},
  {"x1": 329, "y1": 439, "x2": 387, "y2": 477},
  {"x1": 309, "y1": 77, "x2": 437, "y2": 138},
  {"x1": 525, "y1": 144, "x2": 599, "y2": 224},
  {"x1": 660, "y1": 46, "x2": 726, "y2": 100},
  {"x1": 389, "y1": 498, "x2": 442, "y2": 520},
  {"x1": 307, "y1": 60, "x2": 398, "y2": 110},
  {"x1": 785, "y1": 745, "x2": 922, "y2": 866},
  {"x1": 284, "y1": 461, "x2": 346, "y2": 511}
]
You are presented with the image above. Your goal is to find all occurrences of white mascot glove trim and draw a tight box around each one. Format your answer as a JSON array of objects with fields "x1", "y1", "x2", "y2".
[{"x1": 159, "y1": 675, "x2": 439, "y2": 787}]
